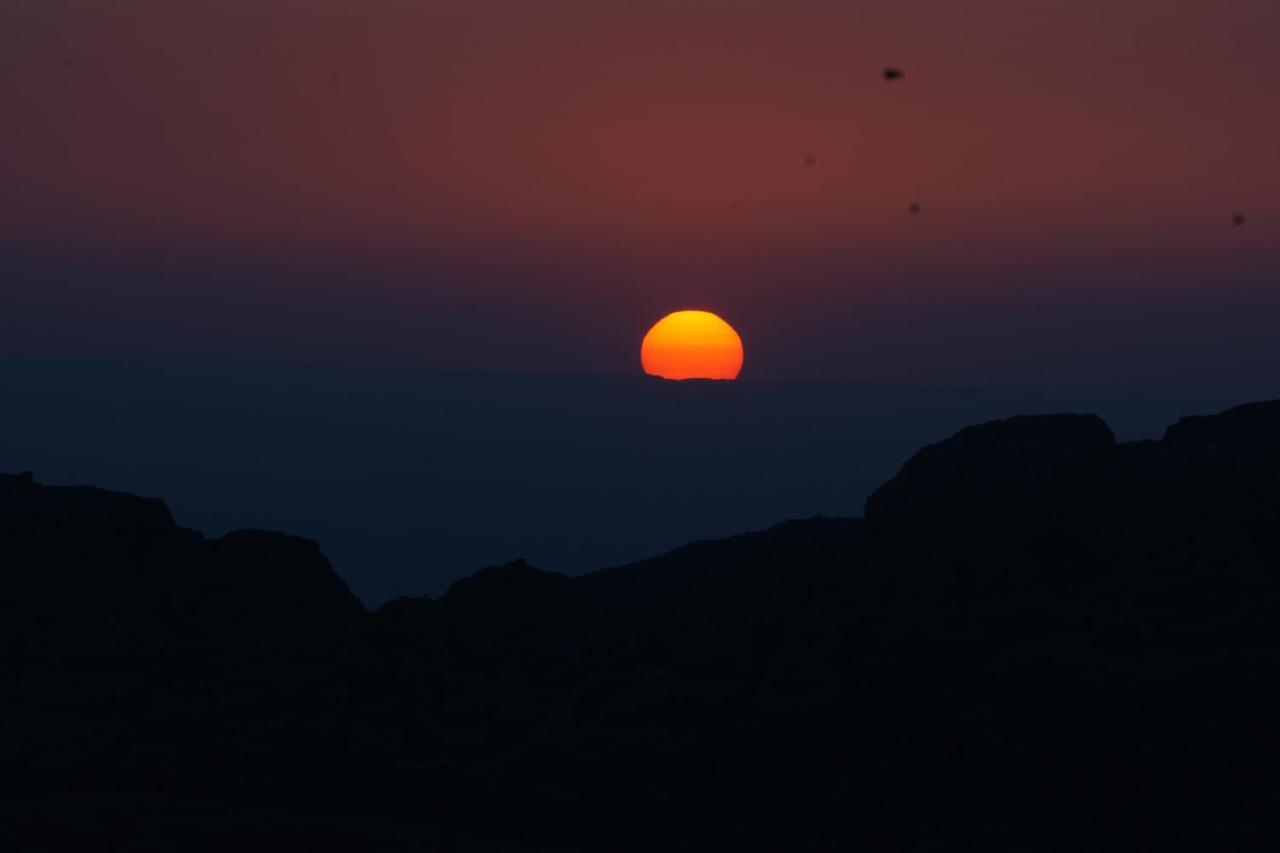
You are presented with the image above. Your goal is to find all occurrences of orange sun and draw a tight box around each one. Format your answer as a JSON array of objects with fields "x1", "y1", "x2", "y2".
[{"x1": 641, "y1": 310, "x2": 744, "y2": 380}]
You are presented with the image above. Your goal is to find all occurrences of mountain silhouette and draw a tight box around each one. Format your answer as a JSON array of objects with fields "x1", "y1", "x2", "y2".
[{"x1": 6, "y1": 400, "x2": 1280, "y2": 850}]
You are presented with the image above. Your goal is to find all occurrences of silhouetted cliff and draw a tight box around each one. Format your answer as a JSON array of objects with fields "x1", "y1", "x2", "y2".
[{"x1": 6, "y1": 401, "x2": 1280, "y2": 851}]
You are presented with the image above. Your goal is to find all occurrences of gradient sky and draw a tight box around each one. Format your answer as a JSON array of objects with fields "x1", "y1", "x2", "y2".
[{"x1": 3, "y1": 0, "x2": 1278, "y2": 392}]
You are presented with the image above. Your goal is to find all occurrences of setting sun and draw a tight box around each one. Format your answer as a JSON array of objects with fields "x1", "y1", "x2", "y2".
[{"x1": 641, "y1": 310, "x2": 744, "y2": 380}]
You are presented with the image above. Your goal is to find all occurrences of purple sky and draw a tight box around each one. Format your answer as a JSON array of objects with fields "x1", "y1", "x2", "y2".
[{"x1": 3, "y1": 0, "x2": 1278, "y2": 392}]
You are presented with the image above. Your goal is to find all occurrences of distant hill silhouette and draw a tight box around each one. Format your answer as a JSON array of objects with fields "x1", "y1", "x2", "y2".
[
  {"x1": 6, "y1": 400, "x2": 1280, "y2": 850},
  {"x1": 578, "y1": 516, "x2": 862, "y2": 617}
]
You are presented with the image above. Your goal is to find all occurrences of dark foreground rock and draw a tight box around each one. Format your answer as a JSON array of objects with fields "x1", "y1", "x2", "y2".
[{"x1": 6, "y1": 400, "x2": 1280, "y2": 851}]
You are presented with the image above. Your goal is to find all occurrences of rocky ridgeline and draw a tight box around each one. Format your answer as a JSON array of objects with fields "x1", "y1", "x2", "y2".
[{"x1": 4, "y1": 401, "x2": 1280, "y2": 851}]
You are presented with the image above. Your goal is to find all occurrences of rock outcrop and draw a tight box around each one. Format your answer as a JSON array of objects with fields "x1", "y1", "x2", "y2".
[{"x1": 864, "y1": 413, "x2": 1116, "y2": 542}]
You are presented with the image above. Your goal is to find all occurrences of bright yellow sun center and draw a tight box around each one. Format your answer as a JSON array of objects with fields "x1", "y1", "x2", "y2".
[{"x1": 640, "y1": 310, "x2": 744, "y2": 380}]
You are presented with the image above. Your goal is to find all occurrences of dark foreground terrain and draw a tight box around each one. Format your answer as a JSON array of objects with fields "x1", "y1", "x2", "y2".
[{"x1": 5, "y1": 400, "x2": 1280, "y2": 850}]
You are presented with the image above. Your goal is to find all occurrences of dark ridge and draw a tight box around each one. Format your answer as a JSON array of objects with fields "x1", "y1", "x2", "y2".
[
  {"x1": 865, "y1": 412, "x2": 1115, "y2": 521},
  {"x1": 578, "y1": 516, "x2": 862, "y2": 618},
  {"x1": 6, "y1": 400, "x2": 1280, "y2": 851},
  {"x1": 1162, "y1": 398, "x2": 1280, "y2": 450}
]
